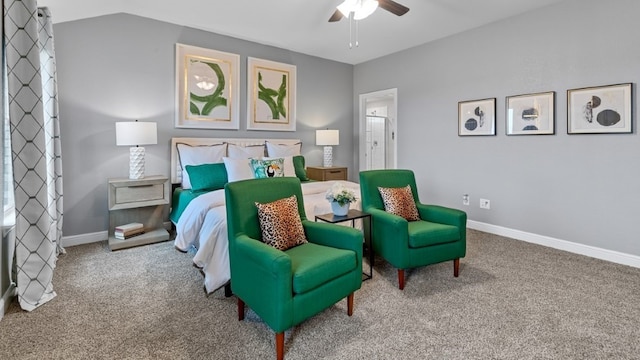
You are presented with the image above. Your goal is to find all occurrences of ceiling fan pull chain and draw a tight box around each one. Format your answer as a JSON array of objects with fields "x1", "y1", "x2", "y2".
[
  {"x1": 350, "y1": 13, "x2": 355, "y2": 48},
  {"x1": 355, "y1": 19, "x2": 359, "y2": 47}
]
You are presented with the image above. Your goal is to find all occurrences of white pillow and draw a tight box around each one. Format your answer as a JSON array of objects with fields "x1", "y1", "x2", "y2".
[
  {"x1": 228, "y1": 143, "x2": 265, "y2": 159},
  {"x1": 223, "y1": 157, "x2": 254, "y2": 182},
  {"x1": 177, "y1": 143, "x2": 227, "y2": 189},
  {"x1": 265, "y1": 141, "x2": 301, "y2": 157},
  {"x1": 264, "y1": 156, "x2": 295, "y2": 177}
]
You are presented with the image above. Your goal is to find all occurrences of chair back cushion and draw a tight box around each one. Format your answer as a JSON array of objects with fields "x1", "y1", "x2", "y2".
[
  {"x1": 378, "y1": 185, "x2": 420, "y2": 221},
  {"x1": 255, "y1": 195, "x2": 308, "y2": 251},
  {"x1": 360, "y1": 169, "x2": 420, "y2": 211}
]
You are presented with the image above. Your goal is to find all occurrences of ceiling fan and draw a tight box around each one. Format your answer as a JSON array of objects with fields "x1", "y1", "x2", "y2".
[{"x1": 328, "y1": 0, "x2": 410, "y2": 22}]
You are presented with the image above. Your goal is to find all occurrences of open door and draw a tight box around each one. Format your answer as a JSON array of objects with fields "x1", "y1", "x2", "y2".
[{"x1": 359, "y1": 88, "x2": 397, "y2": 172}]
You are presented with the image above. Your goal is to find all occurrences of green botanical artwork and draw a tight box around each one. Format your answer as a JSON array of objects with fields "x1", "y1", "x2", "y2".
[
  {"x1": 257, "y1": 71, "x2": 287, "y2": 120},
  {"x1": 189, "y1": 60, "x2": 227, "y2": 116}
]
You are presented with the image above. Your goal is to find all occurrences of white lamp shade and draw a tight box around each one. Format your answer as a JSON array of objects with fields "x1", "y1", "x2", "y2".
[
  {"x1": 316, "y1": 129, "x2": 340, "y2": 146},
  {"x1": 115, "y1": 122, "x2": 158, "y2": 146}
]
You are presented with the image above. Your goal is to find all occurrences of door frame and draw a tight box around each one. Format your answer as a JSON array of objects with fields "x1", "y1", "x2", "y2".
[{"x1": 358, "y1": 88, "x2": 398, "y2": 172}]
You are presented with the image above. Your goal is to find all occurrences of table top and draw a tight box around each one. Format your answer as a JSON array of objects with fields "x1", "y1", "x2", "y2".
[{"x1": 315, "y1": 209, "x2": 370, "y2": 223}]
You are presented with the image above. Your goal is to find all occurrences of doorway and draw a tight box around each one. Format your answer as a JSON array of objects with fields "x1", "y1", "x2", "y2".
[{"x1": 359, "y1": 88, "x2": 397, "y2": 172}]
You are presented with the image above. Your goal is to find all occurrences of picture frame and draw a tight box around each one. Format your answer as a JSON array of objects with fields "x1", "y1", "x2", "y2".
[
  {"x1": 567, "y1": 83, "x2": 632, "y2": 134},
  {"x1": 175, "y1": 43, "x2": 240, "y2": 129},
  {"x1": 458, "y1": 98, "x2": 496, "y2": 136},
  {"x1": 247, "y1": 57, "x2": 296, "y2": 131},
  {"x1": 506, "y1": 91, "x2": 555, "y2": 135}
]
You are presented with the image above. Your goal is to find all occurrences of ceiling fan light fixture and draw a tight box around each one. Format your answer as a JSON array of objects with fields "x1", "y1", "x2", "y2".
[{"x1": 337, "y1": 0, "x2": 379, "y2": 20}]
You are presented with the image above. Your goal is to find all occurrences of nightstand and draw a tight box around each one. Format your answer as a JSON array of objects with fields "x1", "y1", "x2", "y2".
[
  {"x1": 306, "y1": 166, "x2": 348, "y2": 181},
  {"x1": 107, "y1": 175, "x2": 170, "y2": 251}
]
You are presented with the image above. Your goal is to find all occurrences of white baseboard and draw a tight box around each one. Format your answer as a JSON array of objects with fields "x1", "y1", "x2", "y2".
[
  {"x1": 59, "y1": 222, "x2": 639, "y2": 269},
  {"x1": 1, "y1": 284, "x2": 16, "y2": 322},
  {"x1": 468, "y1": 220, "x2": 640, "y2": 269},
  {"x1": 62, "y1": 231, "x2": 107, "y2": 247}
]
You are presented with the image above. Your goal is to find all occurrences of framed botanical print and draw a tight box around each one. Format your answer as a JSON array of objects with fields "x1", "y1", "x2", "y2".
[
  {"x1": 247, "y1": 57, "x2": 296, "y2": 131},
  {"x1": 506, "y1": 91, "x2": 555, "y2": 135},
  {"x1": 175, "y1": 43, "x2": 240, "y2": 129},
  {"x1": 567, "y1": 83, "x2": 632, "y2": 134},
  {"x1": 458, "y1": 98, "x2": 496, "y2": 136}
]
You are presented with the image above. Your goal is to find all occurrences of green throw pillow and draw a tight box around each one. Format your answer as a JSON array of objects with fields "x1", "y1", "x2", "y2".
[
  {"x1": 250, "y1": 158, "x2": 285, "y2": 179},
  {"x1": 185, "y1": 163, "x2": 228, "y2": 191},
  {"x1": 293, "y1": 155, "x2": 309, "y2": 181}
]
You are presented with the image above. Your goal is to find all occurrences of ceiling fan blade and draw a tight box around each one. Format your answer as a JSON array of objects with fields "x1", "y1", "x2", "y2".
[
  {"x1": 378, "y1": 0, "x2": 410, "y2": 16},
  {"x1": 328, "y1": 9, "x2": 344, "y2": 22}
]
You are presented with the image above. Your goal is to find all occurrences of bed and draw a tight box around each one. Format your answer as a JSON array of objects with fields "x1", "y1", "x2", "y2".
[{"x1": 170, "y1": 137, "x2": 362, "y2": 294}]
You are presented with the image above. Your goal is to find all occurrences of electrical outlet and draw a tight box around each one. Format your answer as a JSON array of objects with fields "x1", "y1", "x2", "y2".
[
  {"x1": 480, "y1": 198, "x2": 490, "y2": 209},
  {"x1": 462, "y1": 194, "x2": 469, "y2": 206}
]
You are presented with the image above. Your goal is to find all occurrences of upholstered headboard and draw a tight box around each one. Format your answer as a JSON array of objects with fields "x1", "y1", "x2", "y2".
[{"x1": 170, "y1": 137, "x2": 302, "y2": 184}]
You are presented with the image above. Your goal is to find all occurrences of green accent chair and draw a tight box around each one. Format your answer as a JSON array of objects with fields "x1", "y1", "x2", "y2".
[
  {"x1": 225, "y1": 177, "x2": 363, "y2": 360},
  {"x1": 359, "y1": 169, "x2": 466, "y2": 290}
]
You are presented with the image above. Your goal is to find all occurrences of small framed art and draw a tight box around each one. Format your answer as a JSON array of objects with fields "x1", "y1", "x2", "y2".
[
  {"x1": 506, "y1": 91, "x2": 555, "y2": 135},
  {"x1": 175, "y1": 43, "x2": 240, "y2": 129},
  {"x1": 567, "y1": 83, "x2": 632, "y2": 134},
  {"x1": 458, "y1": 98, "x2": 496, "y2": 136}
]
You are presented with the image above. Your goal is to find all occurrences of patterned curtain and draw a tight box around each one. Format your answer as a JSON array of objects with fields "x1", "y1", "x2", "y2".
[{"x1": 3, "y1": 0, "x2": 64, "y2": 311}]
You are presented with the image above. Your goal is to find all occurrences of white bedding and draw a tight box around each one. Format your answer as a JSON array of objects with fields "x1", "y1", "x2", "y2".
[{"x1": 174, "y1": 180, "x2": 362, "y2": 293}]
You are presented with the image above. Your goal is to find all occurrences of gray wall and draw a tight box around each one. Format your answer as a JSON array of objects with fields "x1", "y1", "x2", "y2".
[
  {"x1": 53, "y1": 14, "x2": 354, "y2": 237},
  {"x1": 354, "y1": 0, "x2": 640, "y2": 256}
]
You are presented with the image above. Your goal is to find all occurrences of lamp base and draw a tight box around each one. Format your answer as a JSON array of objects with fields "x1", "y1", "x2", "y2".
[
  {"x1": 129, "y1": 146, "x2": 145, "y2": 179},
  {"x1": 323, "y1": 146, "x2": 333, "y2": 168}
]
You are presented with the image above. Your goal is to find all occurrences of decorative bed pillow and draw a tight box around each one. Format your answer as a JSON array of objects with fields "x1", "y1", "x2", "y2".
[
  {"x1": 265, "y1": 141, "x2": 301, "y2": 157},
  {"x1": 223, "y1": 157, "x2": 254, "y2": 182},
  {"x1": 228, "y1": 143, "x2": 265, "y2": 159},
  {"x1": 263, "y1": 156, "x2": 295, "y2": 177},
  {"x1": 292, "y1": 155, "x2": 309, "y2": 181},
  {"x1": 378, "y1": 185, "x2": 420, "y2": 221},
  {"x1": 250, "y1": 158, "x2": 285, "y2": 178},
  {"x1": 185, "y1": 163, "x2": 228, "y2": 192},
  {"x1": 255, "y1": 195, "x2": 308, "y2": 251},
  {"x1": 177, "y1": 143, "x2": 227, "y2": 189}
]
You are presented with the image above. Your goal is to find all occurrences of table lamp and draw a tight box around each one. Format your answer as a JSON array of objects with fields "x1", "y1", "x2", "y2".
[
  {"x1": 316, "y1": 129, "x2": 339, "y2": 167},
  {"x1": 115, "y1": 121, "x2": 157, "y2": 179}
]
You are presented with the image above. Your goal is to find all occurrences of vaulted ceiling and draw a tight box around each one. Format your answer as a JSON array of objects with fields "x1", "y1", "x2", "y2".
[{"x1": 38, "y1": 0, "x2": 567, "y2": 64}]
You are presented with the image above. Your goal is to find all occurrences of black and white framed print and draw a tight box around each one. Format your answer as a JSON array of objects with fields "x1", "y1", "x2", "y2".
[
  {"x1": 567, "y1": 83, "x2": 632, "y2": 134},
  {"x1": 458, "y1": 98, "x2": 496, "y2": 136},
  {"x1": 506, "y1": 91, "x2": 555, "y2": 135}
]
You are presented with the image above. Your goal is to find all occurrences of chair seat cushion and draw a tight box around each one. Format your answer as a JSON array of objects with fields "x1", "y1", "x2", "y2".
[
  {"x1": 286, "y1": 243, "x2": 356, "y2": 294},
  {"x1": 408, "y1": 220, "x2": 460, "y2": 248}
]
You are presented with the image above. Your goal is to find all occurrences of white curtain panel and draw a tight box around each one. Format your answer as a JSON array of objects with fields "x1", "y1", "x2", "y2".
[{"x1": 4, "y1": 0, "x2": 64, "y2": 311}]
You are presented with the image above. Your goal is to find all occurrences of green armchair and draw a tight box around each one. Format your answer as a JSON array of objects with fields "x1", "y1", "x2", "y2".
[
  {"x1": 225, "y1": 177, "x2": 363, "y2": 360},
  {"x1": 359, "y1": 169, "x2": 466, "y2": 290}
]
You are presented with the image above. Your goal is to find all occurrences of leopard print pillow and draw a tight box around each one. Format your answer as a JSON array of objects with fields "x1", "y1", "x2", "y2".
[
  {"x1": 255, "y1": 195, "x2": 308, "y2": 251},
  {"x1": 378, "y1": 185, "x2": 420, "y2": 221}
]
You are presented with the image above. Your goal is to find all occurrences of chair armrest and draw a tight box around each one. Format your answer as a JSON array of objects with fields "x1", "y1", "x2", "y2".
[
  {"x1": 367, "y1": 207, "x2": 407, "y2": 229},
  {"x1": 231, "y1": 234, "x2": 296, "y2": 331},
  {"x1": 417, "y1": 204, "x2": 467, "y2": 229},
  {"x1": 303, "y1": 220, "x2": 362, "y2": 255},
  {"x1": 235, "y1": 234, "x2": 291, "y2": 272}
]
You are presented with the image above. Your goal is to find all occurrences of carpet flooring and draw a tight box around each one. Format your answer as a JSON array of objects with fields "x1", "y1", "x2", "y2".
[{"x1": 1, "y1": 229, "x2": 639, "y2": 359}]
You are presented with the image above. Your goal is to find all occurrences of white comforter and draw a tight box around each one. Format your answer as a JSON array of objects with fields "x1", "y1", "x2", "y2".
[{"x1": 174, "y1": 180, "x2": 362, "y2": 294}]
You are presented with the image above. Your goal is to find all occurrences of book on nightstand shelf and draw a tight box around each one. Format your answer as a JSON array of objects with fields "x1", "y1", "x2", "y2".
[
  {"x1": 114, "y1": 223, "x2": 144, "y2": 239},
  {"x1": 114, "y1": 229, "x2": 145, "y2": 240}
]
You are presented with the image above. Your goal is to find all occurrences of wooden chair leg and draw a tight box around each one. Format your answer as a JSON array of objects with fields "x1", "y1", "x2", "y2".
[
  {"x1": 276, "y1": 332, "x2": 284, "y2": 360},
  {"x1": 398, "y1": 269, "x2": 405, "y2": 290},
  {"x1": 454, "y1": 258, "x2": 460, "y2": 277},
  {"x1": 347, "y1": 293, "x2": 354, "y2": 316},
  {"x1": 237, "y1": 298, "x2": 245, "y2": 321}
]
